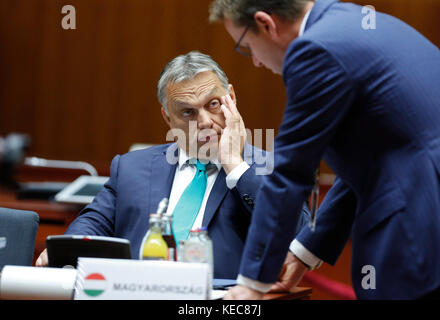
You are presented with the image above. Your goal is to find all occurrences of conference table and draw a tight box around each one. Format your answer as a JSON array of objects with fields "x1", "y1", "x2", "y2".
[
  {"x1": 0, "y1": 192, "x2": 312, "y2": 300},
  {"x1": 0, "y1": 165, "x2": 312, "y2": 301},
  {"x1": 264, "y1": 287, "x2": 312, "y2": 300}
]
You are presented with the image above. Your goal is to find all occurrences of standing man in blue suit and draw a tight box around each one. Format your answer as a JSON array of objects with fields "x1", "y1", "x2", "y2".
[
  {"x1": 36, "y1": 51, "x2": 310, "y2": 279},
  {"x1": 210, "y1": 0, "x2": 440, "y2": 299}
]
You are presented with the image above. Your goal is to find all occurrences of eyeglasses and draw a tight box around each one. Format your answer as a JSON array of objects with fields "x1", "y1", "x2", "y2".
[{"x1": 234, "y1": 25, "x2": 252, "y2": 57}]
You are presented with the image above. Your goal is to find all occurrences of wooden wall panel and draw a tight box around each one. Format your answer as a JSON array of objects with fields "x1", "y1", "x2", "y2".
[{"x1": 0, "y1": 0, "x2": 439, "y2": 173}]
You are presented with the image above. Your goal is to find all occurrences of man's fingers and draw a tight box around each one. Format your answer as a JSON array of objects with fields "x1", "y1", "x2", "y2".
[
  {"x1": 223, "y1": 285, "x2": 264, "y2": 300},
  {"x1": 220, "y1": 95, "x2": 228, "y2": 108},
  {"x1": 221, "y1": 104, "x2": 241, "y2": 128},
  {"x1": 221, "y1": 95, "x2": 237, "y2": 113},
  {"x1": 221, "y1": 104, "x2": 232, "y2": 120},
  {"x1": 221, "y1": 95, "x2": 243, "y2": 128},
  {"x1": 269, "y1": 281, "x2": 291, "y2": 293},
  {"x1": 35, "y1": 248, "x2": 48, "y2": 267},
  {"x1": 222, "y1": 94, "x2": 240, "y2": 117},
  {"x1": 225, "y1": 94, "x2": 240, "y2": 116}
]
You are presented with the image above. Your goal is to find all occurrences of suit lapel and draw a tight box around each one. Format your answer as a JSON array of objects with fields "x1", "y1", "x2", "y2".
[
  {"x1": 149, "y1": 146, "x2": 178, "y2": 214},
  {"x1": 202, "y1": 168, "x2": 228, "y2": 227},
  {"x1": 202, "y1": 143, "x2": 255, "y2": 227}
]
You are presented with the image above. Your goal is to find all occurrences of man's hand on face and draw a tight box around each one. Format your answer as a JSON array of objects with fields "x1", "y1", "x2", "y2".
[
  {"x1": 219, "y1": 94, "x2": 246, "y2": 174},
  {"x1": 35, "y1": 248, "x2": 49, "y2": 267},
  {"x1": 269, "y1": 251, "x2": 308, "y2": 293},
  {"x1": 223, "y1": 285, "x2": 265, "y2": 300}
]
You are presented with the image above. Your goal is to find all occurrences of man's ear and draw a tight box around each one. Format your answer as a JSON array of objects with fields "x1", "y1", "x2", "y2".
[
  {"x1": 161, "y1": 107, "x2": 171, "y2": 127},
  {"x1": 228, "y1": 84, "x2": 237, "y2": 103},
  {"x1": 254, "y1": 11, "x2": 278, "y2": 38}
]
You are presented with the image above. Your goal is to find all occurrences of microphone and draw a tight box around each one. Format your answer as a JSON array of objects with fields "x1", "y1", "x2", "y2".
[{"x1": 0, "y1": 133, "x2": 30, "y2": 190}]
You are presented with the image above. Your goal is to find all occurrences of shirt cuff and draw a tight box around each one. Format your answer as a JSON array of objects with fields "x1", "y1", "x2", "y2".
[
  {"x1": 289, "y1": 239, "x2": 322, "y2": 270},
  {"x1": 225, "y1": 161, "x2": 250, "y2": 189},
  {"x1": 236, "y1": 274, "x2": 273, "y2": 293}
]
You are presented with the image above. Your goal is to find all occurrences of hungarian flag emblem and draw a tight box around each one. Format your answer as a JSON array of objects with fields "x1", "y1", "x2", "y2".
[{"x1": 83, "y1": 273, "x2": 107, "y2": 297}]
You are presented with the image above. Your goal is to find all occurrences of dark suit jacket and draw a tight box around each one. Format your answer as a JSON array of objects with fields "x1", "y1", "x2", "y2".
[
  {"x1": 239, "y1": 0, "x2": 440, "y2": 299},
  {"x1": 65, "y1": 143, "x2": 310, "y2": 279}
]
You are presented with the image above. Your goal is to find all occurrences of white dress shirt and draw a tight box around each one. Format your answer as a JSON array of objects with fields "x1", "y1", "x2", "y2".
[
  {"x1": 237, "y1": 9, "x2": 323, "y2": 293},
  {"x1": 299, "y1": 8, "x2": 312, "y2": 37},
  {"x1": 165, "y1": 149, "x2": 250, "y2": 230}
]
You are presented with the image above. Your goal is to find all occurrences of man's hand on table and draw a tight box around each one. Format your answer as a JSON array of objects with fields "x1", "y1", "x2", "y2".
[
  {"x1": 223, "y1": 285, "x2": 265, "y2": 300},
  {"x1": 35, "y1": 248, "x2": 48, "y2": 267},
  {"x1": 269, "y1": 251, "x2": 308, "y2": 293}
]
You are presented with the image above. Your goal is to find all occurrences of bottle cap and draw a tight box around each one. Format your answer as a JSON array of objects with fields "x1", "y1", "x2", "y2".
[{"x1": 149, "y1": 213, "x2": 161, "y2": 222}]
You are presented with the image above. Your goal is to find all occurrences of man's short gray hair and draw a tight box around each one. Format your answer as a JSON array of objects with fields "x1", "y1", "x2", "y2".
[
  {"x1": 209, "y1": 0, "x2": 313, "y2": 31},
  {"x1": 157, "y1": 51, "x2": 229, "y2": 113}
]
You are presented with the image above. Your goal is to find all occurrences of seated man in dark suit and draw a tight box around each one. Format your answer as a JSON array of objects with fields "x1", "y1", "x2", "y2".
[{"x1": 36, "y1": 51, "x2": 310, "y2": 279}]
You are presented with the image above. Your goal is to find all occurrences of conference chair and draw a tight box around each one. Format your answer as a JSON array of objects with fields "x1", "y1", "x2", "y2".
[{"x1": 0, "y1": 207, "x2": 39, "y2": 271}]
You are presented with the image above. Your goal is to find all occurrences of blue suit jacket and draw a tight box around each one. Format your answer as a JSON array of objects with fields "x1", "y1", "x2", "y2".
[
  {"x1": 239, "y1": 0, "x2": 440, "y2": 299},
  {"x1": 65, "y1": 143, "x2": 310, "y2": 279}
]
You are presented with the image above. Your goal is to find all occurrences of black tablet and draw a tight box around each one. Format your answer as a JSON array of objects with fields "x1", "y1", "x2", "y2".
[{"x1": 46, "y1": 235, "x2": 132, "y2": 268}]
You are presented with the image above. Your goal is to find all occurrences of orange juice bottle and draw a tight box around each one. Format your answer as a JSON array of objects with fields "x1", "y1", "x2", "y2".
[{"x1": 141, "y1": 213, "x2": 168, "y2": 260}]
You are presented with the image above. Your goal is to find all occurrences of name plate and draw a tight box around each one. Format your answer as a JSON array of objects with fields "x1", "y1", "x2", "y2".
[{"x1": 74, "y1": 258, "x2": 210, "y2": 300}]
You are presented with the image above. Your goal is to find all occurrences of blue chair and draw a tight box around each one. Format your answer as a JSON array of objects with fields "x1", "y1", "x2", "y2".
[{"x1": 0, "y1": 207, "x2": 39, "y2": 271}]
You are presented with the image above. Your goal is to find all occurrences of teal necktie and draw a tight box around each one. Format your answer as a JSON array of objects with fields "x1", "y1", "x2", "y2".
[{"x1": 172, "y1": 160, "x2": 207, "y2": 244}]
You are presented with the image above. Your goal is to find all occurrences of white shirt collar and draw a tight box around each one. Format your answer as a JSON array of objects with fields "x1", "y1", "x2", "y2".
[
  {"x1": 178, "y1": 148, "x2": 222, "y2": 171},
  {"x1": 299, "y1": 9, "x2": 312, "y2": 37}
]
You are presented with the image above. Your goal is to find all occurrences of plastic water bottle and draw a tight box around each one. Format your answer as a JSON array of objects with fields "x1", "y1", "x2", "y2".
[
  {"x1": 181, "y1": 229, "x2": 205, "y2": 263},
  {"x1": 199, "y1": 227, "x2": 214, "y2": 280},
  {"x1": 182, "y1": 229, "x2": 213, "y2": 298}
]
